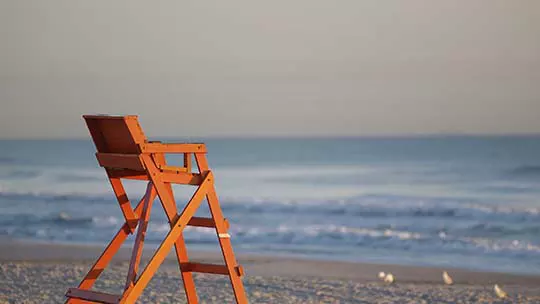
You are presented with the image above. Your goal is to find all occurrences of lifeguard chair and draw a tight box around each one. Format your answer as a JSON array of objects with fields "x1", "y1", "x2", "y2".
[{"x1": 65, "y1": 115, "x2": 247, "y2": 303}]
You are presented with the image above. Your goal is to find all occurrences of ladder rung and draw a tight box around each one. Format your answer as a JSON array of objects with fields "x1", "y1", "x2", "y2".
[
  {"x1": 66, "y1": 288, "x2": 121, "y2": 304},
  {"x1": 181, "y1": 262, "x2": 244, "y2": 277},
  {"x1": 187, "y1": 217, "x2": 230, "y2": 229}
]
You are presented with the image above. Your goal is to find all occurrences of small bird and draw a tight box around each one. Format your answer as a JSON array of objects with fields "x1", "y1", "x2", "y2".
[
  {"x1": 494, "y1": 284, "x2": 507, "y2": 299},
  {"x1": 378, "y1": 272, "x2": 386, "y2": 280},
  {"x1": 442, "y1": 271, "x2": 453, "y2": 285},
  {"x1": 384, "y1": 273, "x2": 395, "y2": 284}
]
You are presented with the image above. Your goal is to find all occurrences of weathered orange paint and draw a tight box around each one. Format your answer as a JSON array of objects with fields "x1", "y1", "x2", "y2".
[{"x1": 65, "y1": 115, "x2": 248, "y2": 304}]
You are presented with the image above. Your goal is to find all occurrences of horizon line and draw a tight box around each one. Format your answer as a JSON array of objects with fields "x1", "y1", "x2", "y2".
[{"x1": 1, "y1": 132, "x2": 539, "y2": 141}]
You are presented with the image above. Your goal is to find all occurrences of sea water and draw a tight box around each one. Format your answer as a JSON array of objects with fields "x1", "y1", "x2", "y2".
[{"x1": 1, "y1": 136, "x2": 539, "y2": 274}]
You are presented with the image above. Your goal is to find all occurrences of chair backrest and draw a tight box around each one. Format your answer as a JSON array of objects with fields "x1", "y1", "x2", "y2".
[
  {"x1": 84, "y1": 115, "x2": 150, "y2": 171},
  {"x1": 84, "y1": 115, "x2": 147, "y2": 154}
]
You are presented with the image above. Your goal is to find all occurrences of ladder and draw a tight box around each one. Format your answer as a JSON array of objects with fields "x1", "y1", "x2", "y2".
[{"x1": 65, "y1": 115, "x2": 248, "y2": 304}]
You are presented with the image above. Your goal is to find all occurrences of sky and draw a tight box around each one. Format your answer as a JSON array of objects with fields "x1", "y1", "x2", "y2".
[{"x1": 1, "y1": 1, "x2": 539, "y2": 138}]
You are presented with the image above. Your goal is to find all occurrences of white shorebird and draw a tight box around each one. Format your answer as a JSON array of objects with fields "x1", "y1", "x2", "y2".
[
  {"x1": 494, "y1": 284, "x2": 507, "y2": 299},
  {"x1": 442, "y1": 271, "x2": 453, "y2": 285},
  {"x1": 384, "y1": 273, "x2": 395, "y2": 284},
  {"x1": 378, "y1": 272, "x2": 386, "y2": 280}
]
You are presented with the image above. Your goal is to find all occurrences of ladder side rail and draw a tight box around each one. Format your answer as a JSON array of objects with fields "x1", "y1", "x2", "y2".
[{"x1": 194, "y1": 153, "x2": 248, "y2": 304}]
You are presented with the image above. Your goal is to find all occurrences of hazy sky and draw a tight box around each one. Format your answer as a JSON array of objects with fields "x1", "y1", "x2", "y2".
[{"x1": 1, "y1": 1, "x2": 539, "y2": 138}]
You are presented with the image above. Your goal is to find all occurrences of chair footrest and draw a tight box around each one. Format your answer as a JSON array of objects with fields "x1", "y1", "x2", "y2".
[
  {"x1": 66, "y1": 288, "x2": 121, "y2": 304},
  {"x1": 181, "y1": 262, "x2": 244, "y2": 276}
]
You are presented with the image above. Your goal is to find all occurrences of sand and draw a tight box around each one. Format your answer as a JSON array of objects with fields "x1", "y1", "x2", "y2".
[{"x1": 1, "y1": 240, "x2": 540, "y2": 303}]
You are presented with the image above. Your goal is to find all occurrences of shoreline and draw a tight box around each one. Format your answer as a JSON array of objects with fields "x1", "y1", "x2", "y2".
[{"x1": 2, "y1": 238, "x2": 540, "y2": 286}]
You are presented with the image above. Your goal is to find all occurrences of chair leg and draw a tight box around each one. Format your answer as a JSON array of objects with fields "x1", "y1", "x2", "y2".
[
  {"x1": 154, "y1": 179, "x2": 199, "y2": 303},
  {"x1": 195, "y1": 153, "x2": 248, "y2": 304},
  {"x1": 206, "y1": 186, "x2": 248, "y2": 304}
]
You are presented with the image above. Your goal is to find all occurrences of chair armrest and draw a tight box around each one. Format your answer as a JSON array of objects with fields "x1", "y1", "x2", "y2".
[
  {"x1": 157, "y1": 164, "x2": 189, "y2": 173},
  {"x1": 140, "y1": 142, "x2": 206, "y2": 154}
]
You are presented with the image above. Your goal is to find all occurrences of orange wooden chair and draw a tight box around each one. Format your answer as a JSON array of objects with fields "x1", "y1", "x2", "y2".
[{"x1": 65, "y1": 115, "x2": 247, "y2": 304}]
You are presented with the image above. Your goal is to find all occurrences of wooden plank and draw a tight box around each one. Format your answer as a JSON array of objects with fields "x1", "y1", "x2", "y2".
[
  {"x1": 181, "y1": 262, "x2": 228, "y2": 275},
  {"x1": 172, "y1": 233, "x2": 198, "y2": 303},
  {"x1": 107, "y1": 169, "x2": 149, "y2": 181},
  {"x1": 161, "y1": 172, "x2": 204, "y2": 185},
  {"x1": 124, "y1": 183, "x2": 156, "y2": 290},
  {"x1": 84, "y1": 116, "x2": 144, "y2": 154},
  {"x1": 123, "y1": 116, "x2": 147, "y2": 145},
  {"x1": 181, "y1": 262, "x2": 243, "y2": 276},
  {"x1": 83, "y1": 115, "x2": 138, "y2": 120},
  {"x1": 106, "y1": 174, "x2": 138, "y2": 230},
  {"x1": 66, "y1": 288, "x2": 120, "y2": 304},
  {"x1": 84, "y1": 117, "x2": 110, "y2": 153},
  {"x1": 96, "y1": 153, "x2": 145, "y2": 171},
  {"x1": 184, "y1": 153, "x2": 192, "y2": 172},
  {"x1": 157, "y1": 164, "x2": 189, "y2": 173},
  {"x1": 188, "y1": 217, "x2": 230, "y2": 230},
  {"x1": 140, "y1": 142, "x2": 207, "y2": 154}
]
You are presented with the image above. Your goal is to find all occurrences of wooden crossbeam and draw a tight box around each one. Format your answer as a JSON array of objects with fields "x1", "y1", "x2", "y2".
[
  {"x1": 66, "y1": 288, "x2": 120, "y2": 304},
  {"x1": 181, "y1": 262, "x2": 244, "y2": 277},
  {"x1": 187, "y1": 217, "x2": 230, "y2": 230},
  {"x1": 157, "y1": 164, "x2": 189, "y2": 173},
  {"x1": 106, "y1": 169, "x2": 204, "y2": 185},
  {"x1": 161, "y1": 172, "x2": 204, "y2": 185}
]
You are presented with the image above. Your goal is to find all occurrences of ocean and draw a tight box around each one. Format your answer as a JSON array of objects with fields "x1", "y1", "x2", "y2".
[{"x1": 1, "y1": 136, "x2": 539, "y2": 274}]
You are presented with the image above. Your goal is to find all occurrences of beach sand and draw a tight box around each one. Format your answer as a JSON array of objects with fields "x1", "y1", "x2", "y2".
[{"x1": 1, "y1": 240, "x2": 540, "y2": 303}]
